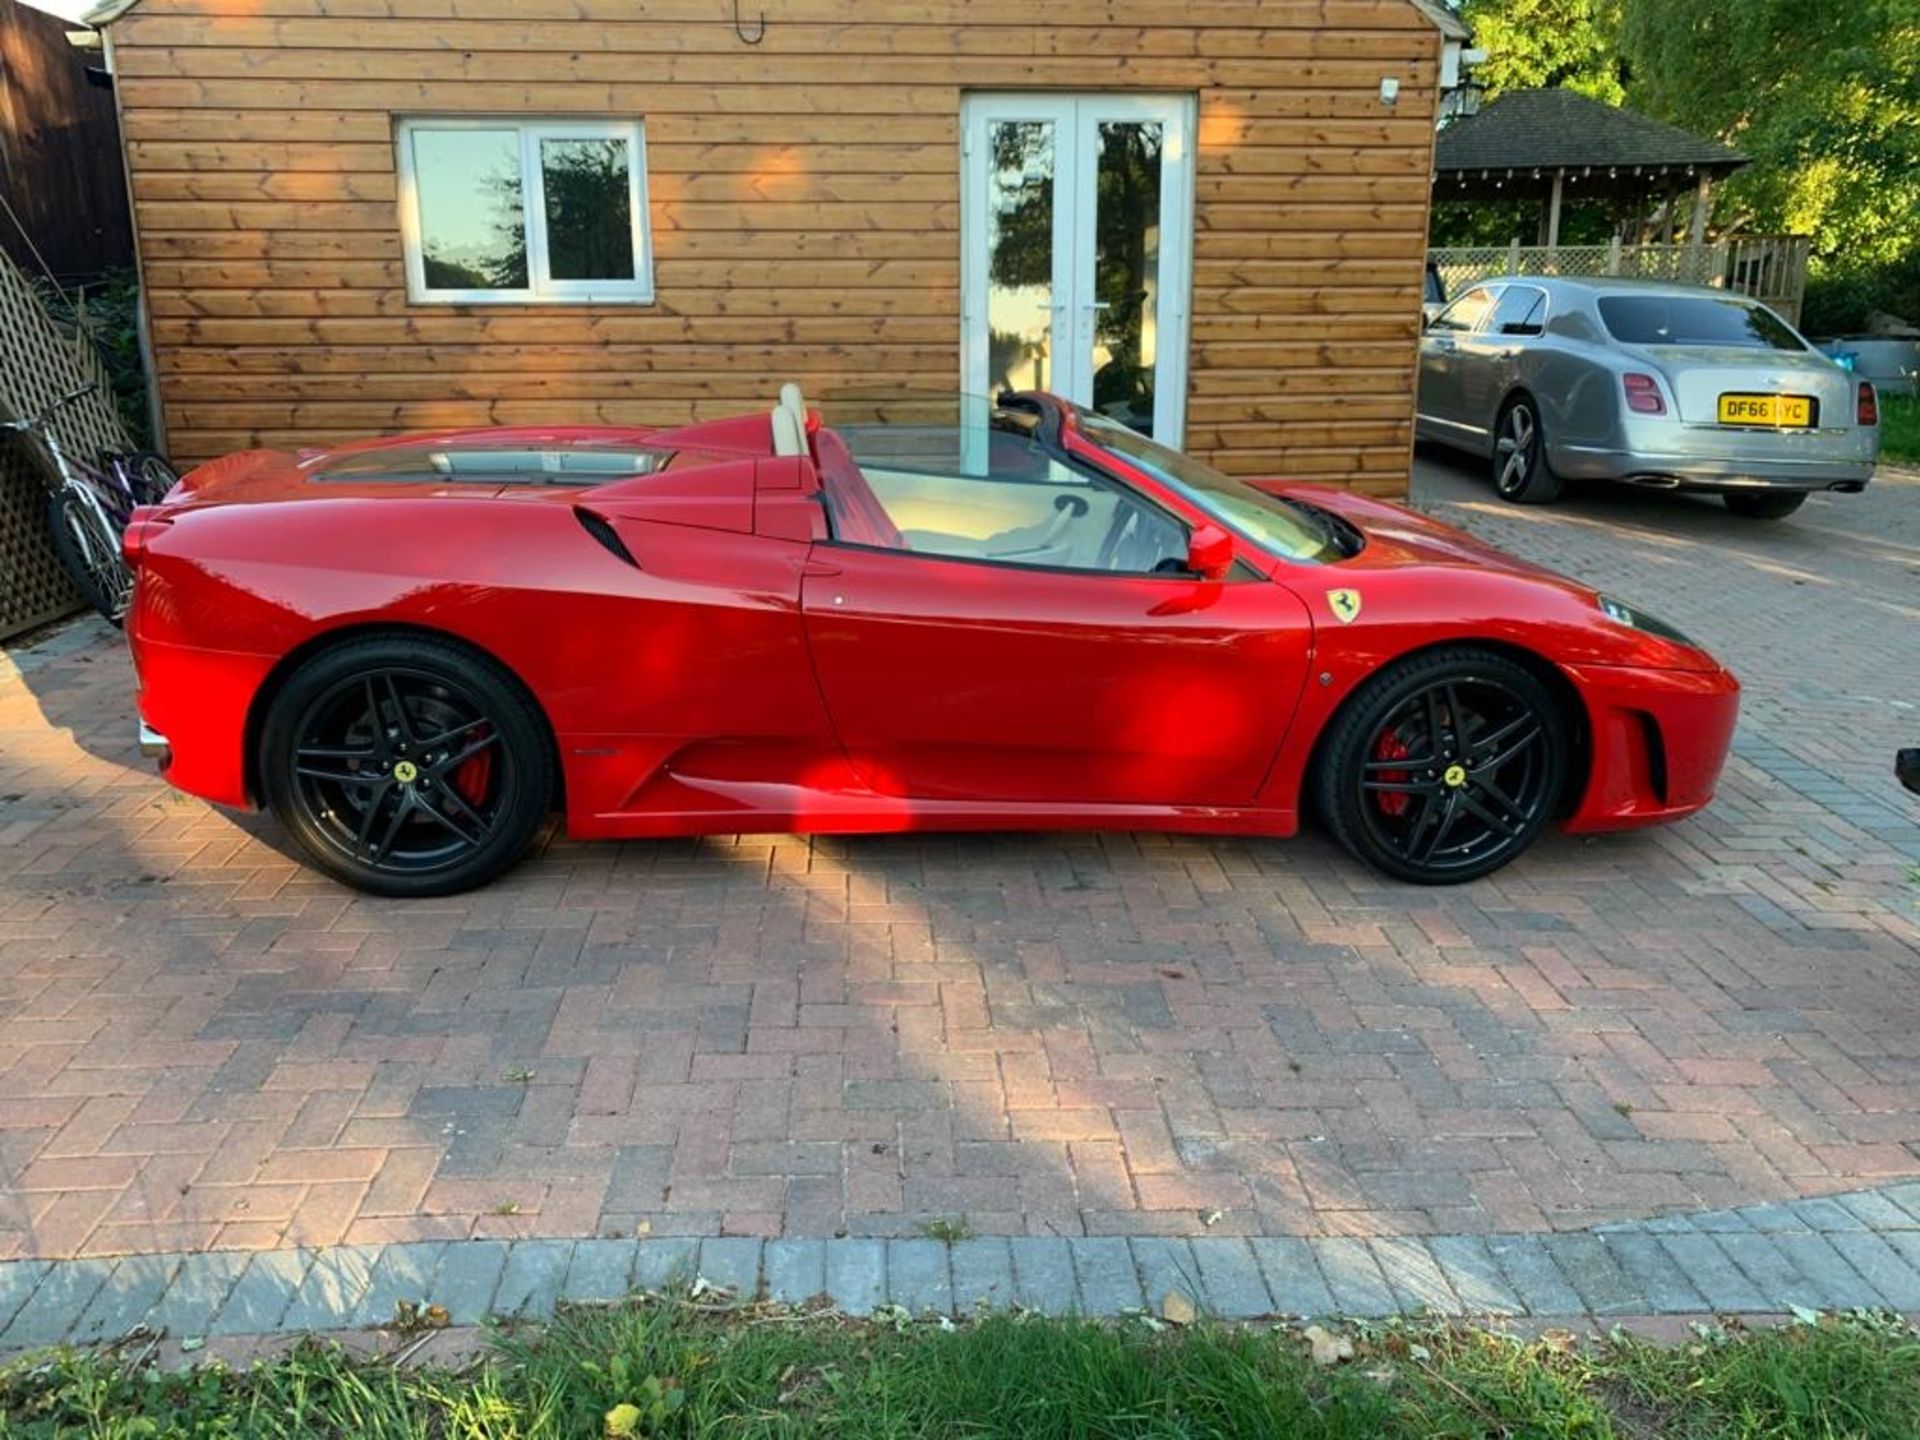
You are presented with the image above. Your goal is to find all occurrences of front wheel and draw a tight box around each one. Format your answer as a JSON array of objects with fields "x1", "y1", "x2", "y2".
[
  {"x1": 46, "y1": 486, "x2": 133, "y2": 624},
  {"x1": 1313, "y1": 648, "x2": 1569, "y2": 884},
  {"x1": 259, "y1": 635, "x2": 554, "y2": 897},
  {"x1": 1722, "y1": 490, "x2": 1807, "y2": 520}
]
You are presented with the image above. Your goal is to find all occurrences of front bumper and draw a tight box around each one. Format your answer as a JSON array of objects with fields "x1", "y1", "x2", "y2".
[{"x1": 1561, "y1": 660, "x2": 1741, "y2": 833}]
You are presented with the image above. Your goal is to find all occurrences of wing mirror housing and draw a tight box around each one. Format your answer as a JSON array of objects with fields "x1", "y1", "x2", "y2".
[{"x1": 1186, "y1": 522, "x2": 1234, "y2": 581}]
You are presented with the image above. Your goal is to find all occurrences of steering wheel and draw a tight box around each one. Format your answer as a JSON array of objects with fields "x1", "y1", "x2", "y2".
[{"x1": 1035, "y1": 491, "x2": 1090, "y2": 551}]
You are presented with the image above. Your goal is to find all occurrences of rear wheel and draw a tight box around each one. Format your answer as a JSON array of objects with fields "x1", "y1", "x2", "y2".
[
  {"x1": 128, "y1": 451, "x2": 181, "y2": 505},
  {"x1": 1314, "y1": 648, "x2": 1568, "y2": 884},
  {"x1": 1492, "y1": 395, "x2": 1563, "y2": 504},
  {"x1": 47, "y1": 486, "x2": 132, "y2": 624},
  {"x1": 1722, "y1": 490, "x2": 1807, "y2": 520},
  {"x1": 259, "y1": 635, "x2": 553, "y2": 897}
]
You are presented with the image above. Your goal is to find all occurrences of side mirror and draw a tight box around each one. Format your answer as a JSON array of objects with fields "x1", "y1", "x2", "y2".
[{"x1": 1186, "y1": 522, "x2": 1234, "y2": 581}]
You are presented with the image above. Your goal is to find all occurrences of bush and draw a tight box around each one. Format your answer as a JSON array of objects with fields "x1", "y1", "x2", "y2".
[
  {"x1": 1801, "y1": 251, "x2": 1920, "y2": 338},
  {"x1": 28, "y1": 269, "x2": 154, "y2": 450}
]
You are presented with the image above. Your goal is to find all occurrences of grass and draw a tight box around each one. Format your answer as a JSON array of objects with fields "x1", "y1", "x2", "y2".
[
  {"x1": 1880, "y1": 392, "x2": 1920, "y2": 465},
  {"x1": 4, "y1": 1300, "x2": 1919, "y2": 1439}
]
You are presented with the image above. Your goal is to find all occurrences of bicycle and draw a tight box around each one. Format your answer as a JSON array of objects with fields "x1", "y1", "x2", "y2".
[{"x1": 1, "y1": 382, "x2": 178, "y2": 625}]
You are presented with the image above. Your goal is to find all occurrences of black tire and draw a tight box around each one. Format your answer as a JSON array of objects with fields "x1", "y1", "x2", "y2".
[
  {"x1": 1491, "y1": 394, "x2": 1563, "y2": 504},
  {"x1": 1313, "y1": 647, "x2": 1569, "y2": 885},
  {"x1": 259, "y1": 634, "x2": 554, "y2": 897},
  {"x1": 128, "y1": 451, "x2": 181, "y2": 505},
  {"x1": 1722, "y1": 490, "x2": 1807, "y2": 520},
  {"x1": 46, "y1": 486, "x2": 132, "y2": 625}
]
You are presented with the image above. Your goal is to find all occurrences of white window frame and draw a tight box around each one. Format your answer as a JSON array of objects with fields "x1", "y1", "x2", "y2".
[{"x1": 395, "y1": 116, "x2": 654, "y2": 305}]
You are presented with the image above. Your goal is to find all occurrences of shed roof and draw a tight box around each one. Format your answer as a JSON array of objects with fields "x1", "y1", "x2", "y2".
[
  {"x1": 1435, "y1": 88, "x2": 1746, "y2": 176},
  {"x1": 81, "y1": 0, "x2": 1475, "y2": 34}
]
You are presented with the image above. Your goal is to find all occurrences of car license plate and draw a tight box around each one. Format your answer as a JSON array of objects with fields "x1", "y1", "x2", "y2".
[{"x1": 1718, "y1": 393, "x2": 1814, "y2": 427}]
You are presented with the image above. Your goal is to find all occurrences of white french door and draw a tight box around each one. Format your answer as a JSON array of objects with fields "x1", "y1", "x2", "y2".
[{"x1": 961, "y1": 93, "x2": 1196, "y2": 447}]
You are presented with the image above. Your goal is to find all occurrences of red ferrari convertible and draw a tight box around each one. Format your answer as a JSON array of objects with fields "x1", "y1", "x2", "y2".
[{"x1": 123, "y1": 388, "x2": 1738, "y2": 896}]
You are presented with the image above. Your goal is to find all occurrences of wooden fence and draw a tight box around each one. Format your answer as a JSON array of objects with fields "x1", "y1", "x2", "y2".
[
  {"x1": 1428, "y1": 236, "x2": 1812, "y2": 325},
  {"x1": 0, "y1": 245, "x2": 130, "y2": 641}
]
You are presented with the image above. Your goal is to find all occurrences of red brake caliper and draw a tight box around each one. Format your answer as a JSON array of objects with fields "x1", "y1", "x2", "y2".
[
  {"x1": 1371, "y1": 730, "x2": 1412, "y2": 817},
  {"x1": 451, "y1": 728, "x2": 494, "y2": 808}
]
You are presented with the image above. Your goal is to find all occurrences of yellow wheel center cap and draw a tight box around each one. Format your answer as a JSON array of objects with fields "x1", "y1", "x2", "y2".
[
  {"x1": 392, "y1": 760, "x2": 419, "y2": 784},
  {"x1": 1443, "y1": 763, "x2": 1468, "y2": 789}
]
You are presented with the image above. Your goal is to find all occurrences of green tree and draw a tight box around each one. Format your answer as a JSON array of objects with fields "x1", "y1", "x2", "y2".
[
  {"x1": 1618, "y1": 0, "x2": 1920, "y2": 268},
  {"x1": 1458, "y1": 0, "x2": 1625, "y2": 102}
]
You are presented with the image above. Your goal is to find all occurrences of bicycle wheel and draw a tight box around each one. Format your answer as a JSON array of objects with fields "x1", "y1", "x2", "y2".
[
  {"x1": 47, "y1": 486, "x2": 134, "y2": 625},
  {"x1": 127, "y1": 451, "x2": 181, "y2": 505}
]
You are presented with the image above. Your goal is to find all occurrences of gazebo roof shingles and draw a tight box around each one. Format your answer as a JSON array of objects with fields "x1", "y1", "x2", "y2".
[{"x1": 1435, "y1": 88, "x2": 1747, "y2": 176}]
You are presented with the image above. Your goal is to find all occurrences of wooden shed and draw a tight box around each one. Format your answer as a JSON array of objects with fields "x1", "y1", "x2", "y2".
[{"x1": 84, "y1": 0, "x2": 1464, "y2": 496}]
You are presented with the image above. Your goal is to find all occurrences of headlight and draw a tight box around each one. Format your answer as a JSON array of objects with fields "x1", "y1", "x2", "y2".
[{"x1": 1598, "y1": 595, "x2": 1696, "y2": 647}]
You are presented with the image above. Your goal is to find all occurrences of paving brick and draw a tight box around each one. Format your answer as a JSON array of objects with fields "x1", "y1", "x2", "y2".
[
  {"x1": 1824, "y1": 1232, "x2": 1920, "y2": 1311},
  {"x1": 208, "y1": 1250, "x2": 313, "y2": 1336},
  {"x1": 69, "y1": 1254, "x2": 179, "y2": 1342},
  {"x1": 764, "y1": 1239, "x2": 827, "y2": 1305},
  {"x1": 1714, "y1": 1233, "x2": 1821, "y2": 1311},
  {"x1": 1251, "y1": 1237, "x2": 1336, "y2": 1318},
  {"x1": 1654, "y1": 1233, "x2": 1768, "y2": 1314},
  {"x1": 1545, "y1": 1235, "x2": 1645, "y2": 1316},
  {"x1": 1770, "y1": 1233, "x2": 1882, "y2": 1311},
  {"x1": 562, "y1": 1239, "x2": 636, "y2": 1303},
  {"x1": 697, "y1": 1238, "x2": 763, "y2": 1299},
  {"x1": 1484, "y1": 1235, "x2": 1584, "y2": 1316},
  {"x1": 492, "y1": 1241, "x2": 573, "y2": 1319},
  {"x1": 887, "y1": 1239, "x2": 952, "y2": 1315},
  {"x1": 1602, "y1": 1235, "x2": 1706, "y2": 1315},
  {"x1": 1427, "y1": 1236, "x2": 1523, "y2": 1316},
  {"x1": 1070, "y1": 1237, "x2": 1143, "y2": 1316},
  {"x1": 1009, "y1": 1237, "x2": 1076, "y2": 1316},
  {"x1": 0, "y1": 1262, "x2": 50, "y2": 1336},
  {"x1": 1131, "y1": 1238, "x2": 1201, "y2": 1318},
  {"x1": 1313, "y1": 1238, "x2": 1398, "y2": 1317},
  {"x1": 1370, "y1": 1238, "x2": 1463, "y2": 1317},
  {"x1": 1185, "y1": 1238, "x2": 1270, "y2": 1319},
  {"x1": 160, "y1": 1252, "x2": 256, "y2": 1337},
  {"x1": 2, "y1": 1259, "x2": 114, "y2": 1348},
  {"x1": 351, "y1": 1242, "x2": 448, "y2": 1327},
  {"x1": 632, "y1": 1238, "x2": 698, "y2": 1292},
  {"x1": 429, "y1": 1241, "x2": 510, "y2": 1325},
  {"x1": 825, "y1": 1239, "x2": 886, "y2": 1316}
]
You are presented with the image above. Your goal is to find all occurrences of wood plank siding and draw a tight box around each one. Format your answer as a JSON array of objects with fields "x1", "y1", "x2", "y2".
[{"x1": 108, "y1": 0, "x2": 1445, "y2": 492}]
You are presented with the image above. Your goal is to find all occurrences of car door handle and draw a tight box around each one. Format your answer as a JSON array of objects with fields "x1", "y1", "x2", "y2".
[{"x1": 803, "y1": 556, "x2": 842, "y2": 578}]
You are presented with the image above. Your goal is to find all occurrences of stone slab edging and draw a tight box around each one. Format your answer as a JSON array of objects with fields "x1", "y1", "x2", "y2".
[{"x1": 4, "y1": 1182, "x2": 1920, "y2": 1353}]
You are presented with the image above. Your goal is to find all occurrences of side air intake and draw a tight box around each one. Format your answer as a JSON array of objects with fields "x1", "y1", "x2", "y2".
[{"x1": 574, "y1": 507, "x2": 640, "y2": 568}]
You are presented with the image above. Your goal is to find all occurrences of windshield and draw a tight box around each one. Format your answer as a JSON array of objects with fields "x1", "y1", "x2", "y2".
[
  {"x1": 1070, "y1": 407, "x2": 1347, "y2": 564},
  {"x1": 1598, "y1": 294, "x2": 1805, "y2": 351}
]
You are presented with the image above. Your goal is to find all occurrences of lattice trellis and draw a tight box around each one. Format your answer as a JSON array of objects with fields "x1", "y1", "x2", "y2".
[
  {"x1": 0, "y1": 245, "x2": 133, "y2": 641},
  {"x1": 1429, "y1": 237, "x2": 1810, "y2": 324}
]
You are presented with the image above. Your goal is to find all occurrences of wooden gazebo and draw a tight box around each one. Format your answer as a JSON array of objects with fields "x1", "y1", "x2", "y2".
[{"x1": 1434, "y1": 89, "x2": 1747, "y2": 246}]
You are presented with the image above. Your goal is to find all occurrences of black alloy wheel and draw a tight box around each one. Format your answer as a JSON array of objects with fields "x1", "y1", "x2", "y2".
[
  {"x1": 260, "y1": 636, "x2": 552, "y2": 896},
  {"x1": 1316, "y1": 648, "x2": 1569, "y2": 884}
]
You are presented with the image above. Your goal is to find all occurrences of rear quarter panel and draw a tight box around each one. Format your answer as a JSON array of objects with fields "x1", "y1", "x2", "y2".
[{"x1": 131, "y1": 494, "x2": 837, "y2": 816}]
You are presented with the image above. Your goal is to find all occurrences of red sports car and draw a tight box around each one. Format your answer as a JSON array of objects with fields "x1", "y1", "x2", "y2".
[{"x1": 124, "y1": 388, "x2": 1739, "y2": 896}]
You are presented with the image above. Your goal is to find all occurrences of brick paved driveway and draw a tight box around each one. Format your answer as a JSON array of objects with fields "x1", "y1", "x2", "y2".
[{"x1": 1, "y1": 456, "x2": 1915, "y2": 1263}]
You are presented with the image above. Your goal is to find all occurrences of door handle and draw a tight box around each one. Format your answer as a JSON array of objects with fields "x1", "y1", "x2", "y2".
[{"x1": 802, "y1": 556, "x2": 842, "y2": 578}]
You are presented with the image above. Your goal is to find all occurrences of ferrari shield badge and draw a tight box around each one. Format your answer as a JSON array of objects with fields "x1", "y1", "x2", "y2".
[{"x1": 1326, "y1": 588, "x2": 1363, "y2": 624}]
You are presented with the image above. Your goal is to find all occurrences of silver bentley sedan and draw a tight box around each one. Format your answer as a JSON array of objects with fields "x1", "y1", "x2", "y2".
[{"x1": 1416, "y1": 277, "x2": 1881, "y2": 519}]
